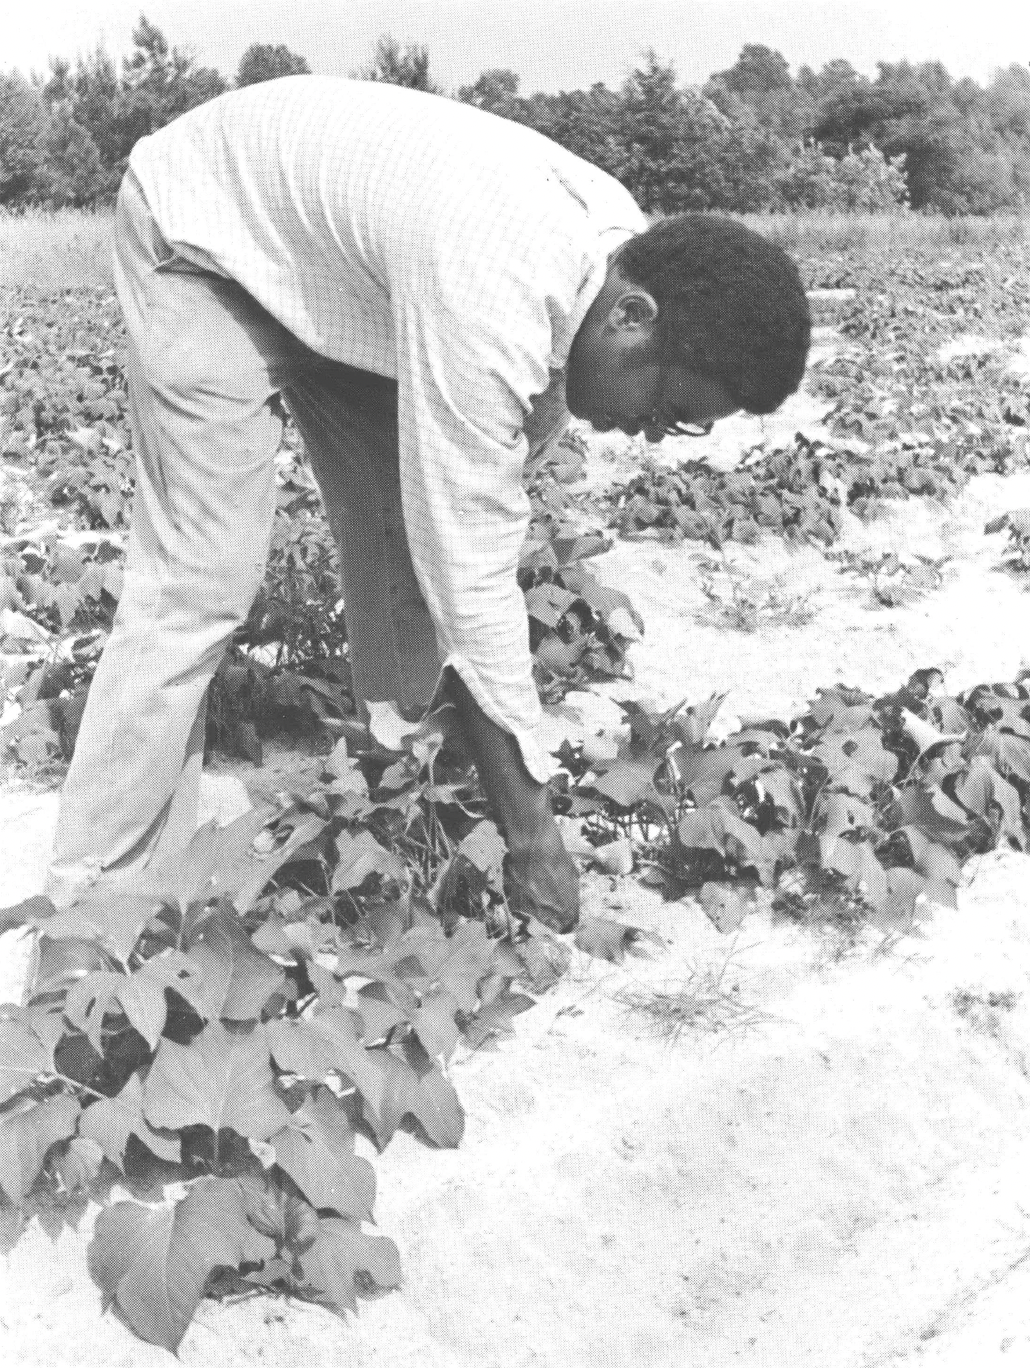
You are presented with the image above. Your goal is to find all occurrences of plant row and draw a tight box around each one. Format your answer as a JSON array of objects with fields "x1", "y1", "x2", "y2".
[{"x1": 1, "y1": 661, "x2": 1027, "y2": 1347}]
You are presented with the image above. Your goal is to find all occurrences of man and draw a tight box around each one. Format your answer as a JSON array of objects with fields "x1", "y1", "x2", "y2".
[{"x1": 44, "y1": 76, "x2": 810, "y2": 931}]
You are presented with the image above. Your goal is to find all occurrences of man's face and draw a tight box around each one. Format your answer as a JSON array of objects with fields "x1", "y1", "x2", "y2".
[
  {"x1": 566, "y1": 355, "x2": 737, "y2": 444},
  {"x1": 565, "y1": 262, "x2": 738, "y2": 442}
]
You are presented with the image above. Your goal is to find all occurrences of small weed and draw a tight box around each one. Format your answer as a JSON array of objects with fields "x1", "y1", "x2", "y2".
[
  {"x1": 829, "y1": 548, "x2": 950, "y2": 607},
  {"x1": 616, "y1": 965, "x2": 766, "y2": 1043},
  {"x1": 950, "y1": 987, "x2": 1020, "y2": 1038},
  {"x1": 697, "y1": 564, "x2": 817, "y2": 633},
  {"x1": 985, "y1": 509, "x2": 1030, "y2": 578}
]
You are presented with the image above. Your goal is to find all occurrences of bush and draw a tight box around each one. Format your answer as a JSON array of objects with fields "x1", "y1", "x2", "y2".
[{"x1": 777, "y1": 143, "x2": 909, "y2": 212}]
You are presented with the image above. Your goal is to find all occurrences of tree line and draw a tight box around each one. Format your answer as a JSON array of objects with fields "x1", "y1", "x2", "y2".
[{"x1": 2, "y1": 17, "x2": 1029, "y2": 215}]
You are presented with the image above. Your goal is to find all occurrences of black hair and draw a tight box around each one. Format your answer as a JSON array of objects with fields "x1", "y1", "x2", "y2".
[{"x1": 617, "y1": 214, "x2": 811, "y2": 415}]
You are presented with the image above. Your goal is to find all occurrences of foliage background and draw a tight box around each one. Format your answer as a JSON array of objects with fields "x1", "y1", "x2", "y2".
[{"x1": 3, "y1": 19, "x2": 1030, "y2": 214}]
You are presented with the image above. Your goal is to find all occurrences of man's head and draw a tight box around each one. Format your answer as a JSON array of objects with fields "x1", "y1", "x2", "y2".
[{"x1": 565, "y1": 214, "x2": 811, "y2": 442}]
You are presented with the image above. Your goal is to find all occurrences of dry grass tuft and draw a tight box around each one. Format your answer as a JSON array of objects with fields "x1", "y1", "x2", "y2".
[
  {"x1": 0, "y1": 208, "x2": 114, "y2": 290},
  {"x1": 743, "y1": 209, "x2": 1030, "y2": 257},
  {"x1": 616, "y1": 953, "x2": 769, "y2": 1043}
]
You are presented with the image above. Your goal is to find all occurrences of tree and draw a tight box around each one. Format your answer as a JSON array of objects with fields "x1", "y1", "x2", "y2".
[
  {"x1": 705, "y1": 44, "x2": 811, "y2": 142},
  {"x1": 236, "y1": 43, "x2": 311, "y2": 88},
  {"x1": 41, "y1": 48, "x2": 123, "y2": 199},
  {"x1": 713, "y1": 44, "x2": 793, "y2": 98},
  {"x1": 457, "y1": 69, "x2": 519, "y2": 113},
  {"x1": 36, "y1": 108, "x2": 106, "y2": 207},
  {"x1": 0, "y1": 72, "x2": 47, "y2": 205},
  {"x1": 116, "y1": 13, "x2": 227, "y2": 152},
  {"x1": 983, "y1": 65, "x2": 1030, "y2": 145},
  {"x1": 354, "y1": 35, "x2": 439, "y2": 93},
  {"x1": 617, "y1": 52, "x2": 788, "y2": 213}
]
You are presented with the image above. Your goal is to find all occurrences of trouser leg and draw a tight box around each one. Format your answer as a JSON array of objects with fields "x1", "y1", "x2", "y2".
[
  {"x1": 46, "y1": 175, "x2": 289, "y2": 905},
  {"x1": 282, "y1": 361, "x2": 441, "y2": 721}
]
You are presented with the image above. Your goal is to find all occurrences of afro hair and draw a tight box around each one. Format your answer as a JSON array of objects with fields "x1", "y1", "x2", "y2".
[{"x1": 617, "y1": 214, "x2": 811, "y2": 415}]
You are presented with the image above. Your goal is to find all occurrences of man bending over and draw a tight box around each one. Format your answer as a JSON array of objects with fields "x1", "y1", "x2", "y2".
[{"x1": 44, "y1": 76, "x2": 811, "y2": 932}]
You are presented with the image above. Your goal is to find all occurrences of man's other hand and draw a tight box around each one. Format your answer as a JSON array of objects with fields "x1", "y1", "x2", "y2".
[
  {"x1": 504, "y1": 825, "x2": 580, "y2": 934},
  {"x1": 446, "y1": 668, "x2": 580, "y2": 933}
]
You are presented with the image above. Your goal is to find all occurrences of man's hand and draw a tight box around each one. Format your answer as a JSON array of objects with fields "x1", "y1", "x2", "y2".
[
  {"x1": 446, "y1": 669, "x2": 579, "y2": 933},
  {"x1": 504, "y1": 824, "x2": 580, "y2": 934}
]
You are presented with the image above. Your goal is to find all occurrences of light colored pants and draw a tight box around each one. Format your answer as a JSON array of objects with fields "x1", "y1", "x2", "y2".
[{"x1": 45, "y1": 171, "x2": 442, "y2": 905}]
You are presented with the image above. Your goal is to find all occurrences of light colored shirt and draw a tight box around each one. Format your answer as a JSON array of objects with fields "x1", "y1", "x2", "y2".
[{"x1": 129, "y1": 76, "x2": 646, "y2": 781}]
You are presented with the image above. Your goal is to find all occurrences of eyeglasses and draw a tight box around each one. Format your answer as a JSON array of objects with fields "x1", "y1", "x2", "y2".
[{"x1": 649, "y1": 417, "x2": 715, "y2": 438}]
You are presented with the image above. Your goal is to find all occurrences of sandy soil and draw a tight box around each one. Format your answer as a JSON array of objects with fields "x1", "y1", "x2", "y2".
[{"x1": 4, "y1": 317, "x2": 1030, "y2": 1366}]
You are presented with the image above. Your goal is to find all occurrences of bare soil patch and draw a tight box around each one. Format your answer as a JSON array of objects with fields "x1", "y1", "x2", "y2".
[{"x1": 4, "y1": 288, "x2": 1030, "y2": 1368}]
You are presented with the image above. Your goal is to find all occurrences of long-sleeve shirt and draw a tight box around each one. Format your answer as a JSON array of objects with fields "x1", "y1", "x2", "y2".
[{"x1": 128, "y1": 76, "x2": 646, "y2": 781}]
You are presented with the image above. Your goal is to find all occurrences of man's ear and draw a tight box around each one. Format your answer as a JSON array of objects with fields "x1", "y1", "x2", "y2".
[{"x1": 607, "y1": 287, "x2": 659, "y2": 334}]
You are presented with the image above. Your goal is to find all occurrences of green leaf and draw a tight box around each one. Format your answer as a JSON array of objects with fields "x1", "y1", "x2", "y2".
[
  {"x1": 53, "y1": 1136, "x2": 105, "y2": 1194},
  {"x1": 297, "y1": 1216, "x2": 402, "y2": 1316},
  {"x1": 183, "y1": 901, "x2": 285, "y2": 1021},
  {"x1": 143, "y1": 1021, "x2": 291, "y2": 1140},
  {"x1": 138, "y1": 951, "x2": 212, "y2": 1022},
  {"x1": 87, "y1": 1177, "x2": 275, "y2": 1353},
  {"x1": 219, "y1": 814, "x2": 328, "y2": 913},
  {"x1": 267, "y1": 1008, "x2": 385, "y2": 1116},
  {"x1": 698, "y1": 883, "x2": 747, "y2": 934},
  {"x1": 977, "y1": 727, "x2": 1030, "y2": 785},
  {"x1": 64, "y1": 969, "x2": 167, "y2": 1053},
  {"x1": 915, "y1": 842, "x2": 963, "y2": 887},
  {"x1": 0, "y1": 1093, "x2": 79, "y2": 1204},
  {"x1": 894, "y1": 786, "x2": 971, "y2": 844},
  {"x1": 410, "y1": 990, "x2": 461, "y2": 1060},
  {"x1": 309, "y1": 962, "x2": 349, "y2": 1007},
  {"x1": 79, "y1": 1072, "x2": 181, "y2": 1169},
  {"x1": 236, "y1": 1171, "x2": 320, "y2": 1254},
  {"x1": 28, "y1": 895, "x2": 157, "y2": 968},
  {"x1": 898, "y1": 707, "x2": 965, "y2": 757},
  {"x1": 669, "y1": 693, "x2": 727, "y2": 747},
  {"x1": 754, "y1": 766, "x2": 805, "y2": 825},
  {"x1": 871, "y1": 869, "x2": 926, "y2": 932},
  {"x1": 808, "y1": 690, "x2": 875, "y2": 732},
  {"x1": 955, "y1": 758, "x2": 1025, "y2": 849},
  {"x1": 456, "y1": 820, "x2": 507, "y2": 885},
  {"x1": 591, "y1": 756, "x2": 662, "y2": 809},
  {"x1": 820, "y1": 837, "x2": 889, "y2": 910},
  {"x1": 332, "y1": 829, "x2": 407, "y2": 892},
  {"x1": 573, "y1": 917, "x2": 663, "y2": 965},
  {"x1": 461, "y1": 991, "x2": 534, "y2": 1049},
  {"x1": 251, "y1": 915, "x2": 321, "y2": 960},
  {"x1": 271, "y1": 1088, "x2": 375, "y2": 1221},
  {"x1": 524, "y1": 582, "x2": 580, "y2": 630},
  {"x1": 0, "y1": 1007, "x2": 54, "y2": 1102},
  {"x1": 677, "y1": 801, "x2": 774, "y2": 881},
  {"x1": 354, "y1": 988, "x2": 408, "y2": 1043},
  {"x1": 53, "y1": 582, "x2": 81, "y2": 627},
  {"x1": 29, "y1": 934, "x2": 111, "y2": 998},
  {"x1": 35, "y1": 894, "x2": 159, "y2": 964},
  {"x1": 364, "y1": 700, "x2": 415, "y2": 751},
  {"x1": 136, "y1": 807, "x2": 276, "y2": 911},
  {"x1": 401, "y1": 921, "x2": 499, "y2": 1013},
  {"x1": 820, "y1": 792, "x2": 876, "y2": 839},
  {"x1": 813, "y1": 729, "x2": 898, "y2": 788},
  {"x1": 359, "y1": 1047, "x2": 464, "y2": 1150}
]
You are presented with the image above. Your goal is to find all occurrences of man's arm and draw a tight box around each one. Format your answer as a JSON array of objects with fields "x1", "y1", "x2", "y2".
[
  {"x1": 388, "y1": 222, "x2": 586, "y2": 928},
  {"x1": 446, "y1": 669, "x2": 578, "y2": 932}
]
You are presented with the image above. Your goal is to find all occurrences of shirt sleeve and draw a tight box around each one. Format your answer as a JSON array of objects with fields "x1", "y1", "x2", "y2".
[{"x1": 390, "y1": 214, "x2": 590, "y2": 784}]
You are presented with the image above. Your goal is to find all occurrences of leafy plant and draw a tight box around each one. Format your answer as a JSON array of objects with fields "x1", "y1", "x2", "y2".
[
  {"x1": 553, "y1": 667, "x2": 1029, "y2": 934},
  {"x1": 985, "y1": 508, "x2": 1030, "y2": 576},
  {"x1": 828, "y1": 548, "x2": 951, "y2": 606},
  {"x1": 0, "y1": 713, "x2": 599, "y2": 1349},
  {"x1": 694, "y1": 558, "x2": 818, "y2": 632}
]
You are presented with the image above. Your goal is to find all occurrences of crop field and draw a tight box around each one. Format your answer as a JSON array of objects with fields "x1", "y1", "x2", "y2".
[{"x1": 3, "y1": 210, "x2": 1030, "y2": 1366}]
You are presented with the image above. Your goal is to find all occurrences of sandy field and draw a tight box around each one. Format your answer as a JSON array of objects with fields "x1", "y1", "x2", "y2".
[{"x1": 3, "y1": 314, "x2": 1030, "y2": 1366}]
